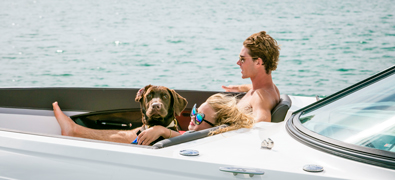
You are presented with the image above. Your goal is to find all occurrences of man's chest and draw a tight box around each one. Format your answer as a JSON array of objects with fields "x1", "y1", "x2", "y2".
[{"x1": 237, "y1": 93, "x2": 253, "y2": 110}]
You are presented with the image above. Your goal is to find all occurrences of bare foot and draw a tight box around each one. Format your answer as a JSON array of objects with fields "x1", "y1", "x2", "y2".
[{"x1": 52, "y1": 102, "x2": 76, "y2": 136}]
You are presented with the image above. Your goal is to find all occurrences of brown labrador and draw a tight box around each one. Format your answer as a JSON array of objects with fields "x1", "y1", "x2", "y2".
[{"x1": 134, "y1": 85, "x2": 187, "y2": 144}]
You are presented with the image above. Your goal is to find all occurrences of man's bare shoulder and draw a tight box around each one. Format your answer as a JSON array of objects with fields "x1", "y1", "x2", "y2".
[{"x1": 251, "y1": 85, "x2": 280, "y2": 109}]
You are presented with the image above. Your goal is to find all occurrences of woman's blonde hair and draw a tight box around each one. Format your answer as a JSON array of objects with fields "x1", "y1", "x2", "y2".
[{"x1": 206, "y1": 93, "x2": 254, "y2": 135}]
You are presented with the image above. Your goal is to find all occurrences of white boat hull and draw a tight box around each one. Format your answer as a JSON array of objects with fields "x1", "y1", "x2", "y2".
[{"x1": 1, "y1": 94, "x2": 394, "y2": 179}]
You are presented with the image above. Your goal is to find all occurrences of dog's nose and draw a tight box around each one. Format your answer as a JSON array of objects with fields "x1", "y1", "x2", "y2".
[{"x1": 152, "y1": 103, "x2": 161, "y2": 110}]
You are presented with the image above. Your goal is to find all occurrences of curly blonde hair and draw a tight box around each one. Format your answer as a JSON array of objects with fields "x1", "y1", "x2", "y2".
[
  {"x1": 243, "y1": 31, "x2": 280, "y2": 74},
  {"x1": 206, "y1": 93, "x2": 254, "y2": 135}
]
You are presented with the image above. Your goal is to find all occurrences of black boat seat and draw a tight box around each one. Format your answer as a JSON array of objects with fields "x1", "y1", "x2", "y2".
[{"x1": 271, "y1": 94, "x2": 292, "y2": 122}]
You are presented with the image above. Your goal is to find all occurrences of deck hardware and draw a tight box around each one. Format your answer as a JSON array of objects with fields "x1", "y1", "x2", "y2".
[
  {"x1": 219, "y1": 167, "x2": 264, "y2": 177},
  {"x1": 303, "y1": 164, "x2": 324, "y2": 172},
  {"x1": 179, "y1": 149, "x2": 199, "y2": 156},
  {"x1": 261, "y1": 138, "x2": 274, "y2": 149}
]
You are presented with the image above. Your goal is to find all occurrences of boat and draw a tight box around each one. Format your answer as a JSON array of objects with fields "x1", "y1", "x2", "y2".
[{"x1": 0, "y1": 65, "x2": 394, "y2": 179}]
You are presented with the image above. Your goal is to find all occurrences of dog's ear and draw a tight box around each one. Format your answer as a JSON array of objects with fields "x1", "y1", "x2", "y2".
[
  {"x1": 135, "y1": 84, "x2": 152, "y2": 102},
  {"x1": 168, "y1": 89, "x2": 188, "y2": 116}
]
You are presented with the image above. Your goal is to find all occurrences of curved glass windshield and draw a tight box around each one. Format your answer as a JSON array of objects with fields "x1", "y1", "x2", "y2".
[{"x1": 300, "y1": 73, "x2": 395, "y2": 152}]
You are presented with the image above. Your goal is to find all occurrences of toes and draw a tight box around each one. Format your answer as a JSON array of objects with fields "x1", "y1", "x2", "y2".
[
  {"x1": 52, "y1": 101, "x2": 58, "y2": 109},
  {"x1": 52, "y1": 102, "x2": 65, "y2": 117}
]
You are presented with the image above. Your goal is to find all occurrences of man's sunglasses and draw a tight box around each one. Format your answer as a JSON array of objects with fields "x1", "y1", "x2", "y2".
[{"x1": 190, "y1": 104, "x2": 215, "y2": 127}]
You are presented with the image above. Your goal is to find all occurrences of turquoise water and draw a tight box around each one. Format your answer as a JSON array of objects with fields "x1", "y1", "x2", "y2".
[{"x1": 1, "y1": 0, "x2": 394, "y2": 96}]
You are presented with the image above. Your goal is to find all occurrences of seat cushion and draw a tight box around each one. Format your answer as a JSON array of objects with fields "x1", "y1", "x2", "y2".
[{"x1": 271, "y1": 94, "x2": 292, "y2": 122}]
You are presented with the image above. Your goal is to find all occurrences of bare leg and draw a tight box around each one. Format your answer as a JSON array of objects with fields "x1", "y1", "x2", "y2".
[{"x1": 52, "y1": 102, "x2": 139, "y2": 143}]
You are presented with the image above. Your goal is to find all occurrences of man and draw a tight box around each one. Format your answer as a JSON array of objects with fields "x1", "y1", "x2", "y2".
[
  {"x1": 52, "y1": 30, "x2": 281, "y2": 144},
  {"x1": 222, "y1": 31, "x2": 280, "y2": 122}
]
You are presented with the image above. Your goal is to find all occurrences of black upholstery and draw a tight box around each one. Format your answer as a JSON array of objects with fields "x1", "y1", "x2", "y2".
[{"x1": 271, "y1": 94, "x2": 292, "y2": 122}]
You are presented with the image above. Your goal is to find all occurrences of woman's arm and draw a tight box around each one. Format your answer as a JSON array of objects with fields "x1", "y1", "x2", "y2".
[{"x1": 137, "y1": 126, "x2": 181, "y2": 145}]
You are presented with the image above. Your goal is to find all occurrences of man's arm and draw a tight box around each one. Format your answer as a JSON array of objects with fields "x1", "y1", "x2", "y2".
[
  {"x1": 222, "y1": 84, "x2": 252, "y2": 92},
  {"x1": 250, "y1": 90, "x2": 273, "y2": 122}
]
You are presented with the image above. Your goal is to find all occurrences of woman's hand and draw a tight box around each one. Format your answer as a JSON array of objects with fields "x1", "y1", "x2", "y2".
[{"x1": 137, "y1": 126, "x2": 166, "y2": 145}]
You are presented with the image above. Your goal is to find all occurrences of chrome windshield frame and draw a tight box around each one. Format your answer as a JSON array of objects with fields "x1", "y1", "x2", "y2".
[{"x1": 286, "y1": 65, "x2": 395, "y2": 170}]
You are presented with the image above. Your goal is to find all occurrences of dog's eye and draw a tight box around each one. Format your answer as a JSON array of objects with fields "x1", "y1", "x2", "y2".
[
  {"x1": 163, "y1": 95, "x2": 168, "y2": 99},
  {"x1": 147, "y1": 94, "x2": 153, "y2": 99}
]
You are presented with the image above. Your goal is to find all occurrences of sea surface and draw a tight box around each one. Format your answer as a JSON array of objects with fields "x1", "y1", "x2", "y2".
[{"x1": 1, "y1": 0, "x2": 394, "y2": 97}]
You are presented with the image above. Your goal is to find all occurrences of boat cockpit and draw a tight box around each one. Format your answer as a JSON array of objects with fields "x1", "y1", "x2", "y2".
[
  {"x1": 69, "y1": 94, "x2": 292, "y2": 148},
  {"x1": 0, "y1": 88, "x2": 292, "y2": 148}
]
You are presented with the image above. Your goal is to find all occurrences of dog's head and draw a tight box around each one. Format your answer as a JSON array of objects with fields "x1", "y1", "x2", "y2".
[{"x1": 135, "y1": 85, "x2": 188, "y2": 128}]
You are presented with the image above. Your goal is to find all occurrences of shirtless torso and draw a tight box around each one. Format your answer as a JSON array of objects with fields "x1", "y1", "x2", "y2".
[{"x1": 237, "y1": 84, "x2": 280, "y2": 122}]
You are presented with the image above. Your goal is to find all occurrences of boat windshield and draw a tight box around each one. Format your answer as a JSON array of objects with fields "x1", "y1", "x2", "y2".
[{"x1": 299, "y1": 73, "x2": 395, "y2": 152}]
